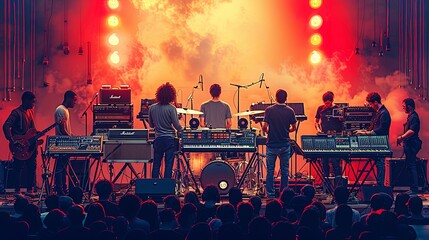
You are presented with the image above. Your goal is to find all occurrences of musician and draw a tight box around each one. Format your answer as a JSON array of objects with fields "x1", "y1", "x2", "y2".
[
  {"x1": 315, "y1": 91, "x2": 343, "y2": 186},
  {"x1": 355, "y1": 92, "x2": 391, "y2": 186},
  {"x1": 199, "y1": 84, "x2": 232, "y2": 129},
  {"x1": 397, "y1": 98, "x2": 422, "y2": 195},
  {"x1": 149, "y1": 82, "x2": 183, "y2": 178},
  {"x1": 2, "y1": 91, "x2": 37, "y2": 194},
  {"x1": 262, "y1": 89, "x2": 297, "y2": 198},
  {"x1": 54, "y1": 90, "x2": 77, "y2": 195}
]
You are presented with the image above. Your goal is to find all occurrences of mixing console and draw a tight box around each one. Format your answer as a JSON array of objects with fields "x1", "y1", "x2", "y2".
[{"x1": 45, "y1": 136, "x2": 103, "y2": 157}]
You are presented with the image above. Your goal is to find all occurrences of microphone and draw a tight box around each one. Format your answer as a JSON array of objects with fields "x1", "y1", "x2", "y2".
[
  {"x1": 92, "y1": 92, "x2": 99, "y2": 102},
  {"x1": 200, "y1": 75, "x2": 204, "y2": 91},
  {"x1": 259, "y1": 73, "x2": 264, "y2": 88}
]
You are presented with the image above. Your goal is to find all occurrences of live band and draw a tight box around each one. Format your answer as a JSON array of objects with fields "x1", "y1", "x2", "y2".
[{"x1": 2, "y1": 84, "x2": 423, "y2": 198}]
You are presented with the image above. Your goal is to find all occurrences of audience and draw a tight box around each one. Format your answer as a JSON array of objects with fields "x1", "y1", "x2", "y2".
[
  {"x1": 228, "y1": 187, "x2": 243, "y2": 209},
  {"x1": 93, "y1": 179, "x2": 120, "y2": 217},
  {"x1": 326, "y1": 186, "x2": 360, "y2": 227},
  {"x1": 68, "y1": 186, "x2": 84, "y2": 205},
  {"x1": 2, "y1": 179, "x2": 428, "y2": 240}
]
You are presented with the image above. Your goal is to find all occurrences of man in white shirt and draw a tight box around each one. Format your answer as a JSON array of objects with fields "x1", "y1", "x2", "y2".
[{"x1": 54, "y1": 90, "x2": 77, "y2": 195}]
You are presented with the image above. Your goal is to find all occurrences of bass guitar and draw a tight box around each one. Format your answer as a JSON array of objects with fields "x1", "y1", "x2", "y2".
[{"x1": 10, "y1": 119, "x2": 64, "y2": 160}]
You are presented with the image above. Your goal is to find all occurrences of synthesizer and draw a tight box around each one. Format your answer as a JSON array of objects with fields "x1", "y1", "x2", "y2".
[
  {"x1": 45, "y1": 136, "x2": 103, "y2": 157},
  {"x1": 181, "y1": 129, "x2": 257, "y2": 152},
  {"x1": 301, "y1": 135, "x2": 392, "y2": 158},
  {"x1": 249, "y1": 102, "x2": 308, "y2": 122}
]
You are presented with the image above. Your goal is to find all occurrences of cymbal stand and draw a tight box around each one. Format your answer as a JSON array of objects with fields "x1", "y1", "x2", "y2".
[
  {"x1": 38, "y1": 147, "x2": 51, "y2": 208},
  {"x1": 237, "y1": 152, "x2": 264, "y2": 195},
  {"x1": 173, "y1": 150, "x2": 200, "y2": 195}
]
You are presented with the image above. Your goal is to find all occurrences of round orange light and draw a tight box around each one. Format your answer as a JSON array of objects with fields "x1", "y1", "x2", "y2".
[
  {"x1": 310, "y1": 50, "x2": 322, "y2": 64},
  {"x1": 108, "y1": 33, "x2": 119, "y2": 46},
  {"x1": 309, "y1": 15, "x2": 323, "y2": 29},
  {"x1": 109, "y1": 51, "x2": 120, "y2": 64},
  {"x1": 309, "y1": 0, "x2": 322, "y2": 9},
  {"x1": 107, "y1": 15, "x2": 119, "y2": 27},
  {"x1": 310, "y1": 33, "x2": 322, "y2": 46},
  {"x1": 108, "y1": 0, "x2": 119, "y2": 10}
]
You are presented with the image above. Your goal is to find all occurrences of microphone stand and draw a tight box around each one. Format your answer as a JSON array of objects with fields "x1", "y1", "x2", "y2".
[
  {"x1": 81, "y1": 92, "x2": 98, "y2": 136},
  {"x1": 186, "y1": 80, "x2": 200, "y2": 120},
  {"x1": 230, "y1": 77, "x2": 264, "y2": 125},
  {"x1": 263, "y1": 80, "x2": 275, "y2": 104}
]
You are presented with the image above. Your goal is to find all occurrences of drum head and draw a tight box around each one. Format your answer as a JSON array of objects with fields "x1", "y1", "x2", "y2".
[{"x1": 200, "y1": 160, "x2": 235, "y2": 195}]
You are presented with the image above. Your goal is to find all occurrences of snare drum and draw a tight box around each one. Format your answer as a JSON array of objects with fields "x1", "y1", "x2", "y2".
[{"x1": 200, "y1": 160, "x2": 235, "y2": 195}]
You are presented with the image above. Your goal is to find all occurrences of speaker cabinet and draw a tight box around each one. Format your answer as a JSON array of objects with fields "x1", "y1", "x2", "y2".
[
  {"x1": 135, "y1": 179, "x2": 175, "y2": 202},
  {"x1": 358, "y1": 186, "x2": 393, "y2": 203},
  {"x1": 386, "y1": 158, "x2": 427, "y2": 189},
  {"x1": 103, "y1": 141, "x2": 152, "y2": 163}
]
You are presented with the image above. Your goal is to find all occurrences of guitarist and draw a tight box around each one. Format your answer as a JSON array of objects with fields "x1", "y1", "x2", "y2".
[
  {"x1": 54, "y1": 90, "x2": 77, "y2": 195},
  {"x1": 2, "y1": 91, "x2": 37, "y2": 194}
]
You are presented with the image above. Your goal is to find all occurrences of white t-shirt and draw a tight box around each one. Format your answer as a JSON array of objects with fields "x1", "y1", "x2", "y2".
[{"x1": 55, "y1": 104, "x2": 72, "y2": 136}]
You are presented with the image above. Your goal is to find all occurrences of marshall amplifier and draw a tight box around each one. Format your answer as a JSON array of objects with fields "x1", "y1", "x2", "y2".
[
  {"x1": 93, "y1": 121, "x2": 133, "y2": 131},
  {"x1": 108, "y1": 129, "x2": 149, "y2": 140},
  {"x1": 100, "y1": 89, "x2": 132, "y2": 104}
]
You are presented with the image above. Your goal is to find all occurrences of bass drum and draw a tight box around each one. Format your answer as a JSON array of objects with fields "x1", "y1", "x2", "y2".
[{"x1": 200, "y1": 160, "x2": 235, "y2": 195}]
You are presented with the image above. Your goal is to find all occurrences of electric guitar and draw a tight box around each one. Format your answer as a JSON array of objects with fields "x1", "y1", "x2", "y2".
[{"x1": 10, "y1": 119, "x2": 64, "y2": 160}]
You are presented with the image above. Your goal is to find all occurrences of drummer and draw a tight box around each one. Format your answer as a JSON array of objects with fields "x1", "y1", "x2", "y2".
[{"x1": 199, "y1": 84, "x2": 232, "y2": 129}]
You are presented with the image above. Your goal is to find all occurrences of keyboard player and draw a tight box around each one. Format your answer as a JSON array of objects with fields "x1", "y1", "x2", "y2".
[
  {"x1": 354, "y1": 92, "x2": 391, "y2": 186},
  {"x1": 315, "y1": 91, "x2": 344, "y2": 187}
]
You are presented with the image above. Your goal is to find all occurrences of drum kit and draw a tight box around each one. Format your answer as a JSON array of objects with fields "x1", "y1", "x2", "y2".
[{"x1": 174, "y1": 108, "x2": 266, "y2": 196}]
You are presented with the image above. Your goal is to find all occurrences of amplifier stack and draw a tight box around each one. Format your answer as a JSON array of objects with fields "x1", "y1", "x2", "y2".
[{"x1": 93, "y1": 86, "x2": 134, "y2": 132}]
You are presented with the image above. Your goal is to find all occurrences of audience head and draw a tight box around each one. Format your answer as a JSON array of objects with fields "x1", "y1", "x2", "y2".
[
  {"x1": 44, "y1": 209, "x2": 65, "y2": 231},
  {"x1": 228, "y1": 187, "x2": 243, "y2": 209},
  {"x1": 112, "y1": 216, "x2": 130, "y2": 239},
  {"x1": 216, "y1": 203, "x2": 236, "y2": 224},
  {"x1": 407, "y1": 196, "x2": 423, "y2": 215},
  {"x1": 202, "y1": 185, "x2": 220, "y2": 203},
  {"x1": 335, "y1": 204, "x2": 353, "y2": 228},
  {"x1": 279, "y1": 188, "x2": 296, "y2": 208},
  {"x1": 44, "y1": 194, "x2": 59, "y2": 211},
  {"x1": 301, "y1": 185, "x2": 316, "y2": 200},
  {"x1": 184, "y1": 191, "x2": 200, "y2": 207},
  {"x1": 334, "y1": 186, "x2": 349, "y2": 204},
  {"x1": 163, "y1": 195, "x2": 182, "y2": 214},
  {"x1": 95, "y1": 179, "x2": 114, "y2": 200},
  {"x1": 119, "y1": 194, "x2": 142, "y2": 220},
  {"x1": 272, "y1": 221, "x2": 296, "y2": 240},
  {"x1": 248, "y1": 216, "x2": 271, "y2": 240},
  {"x1": 186, "y1": 222, "x2": 212, "y2": 240},
  {"x1": 237, "y1": 202, "x2": 254, "y2": 224},
  {"x1": 138, "y1": 199, "x2": 159, "y2": 231},
  {"x1": 85, "y1": 202, "x2": 106, "y2": 227},
  {"x1": 296, "y1": 226, "x2": 317, "y2": 240},
  {"x1": 67, "y1": 205, "x2": 86, "y2": 226},
  {"x1": 394, "y1": 193, "x2": 410, "y2": 216},
  {"x1": 249, "y1": 196, "x2": 262, "y2": 216},
  {"x1": 13, "y1": 196, "x2": 29, "y2": 214},
  {"x1": 89, "y1": 220, "x2": 108, "y2": 236},
  {"x1": 58, "y1": 195, "x2": 74, "y2": 213},
  {"x1": 298, "y1": 205, "x2": 320, "y2": 229},
  {"x1": 370, "y1": 192, "x2": 393, "y2": 211},
  {"x1": 366, "y1": 209, "x2": 385, "y2": 233},
  {"x1": 265, "y1": 199, "x2": 283, "y2": 223},
  {"x1": 159, "y1": 208, "x2": 177, "y2": 230},
  {"x1": 124, "y1": 229, "x2": 148, "y2": 240},
  {"x1": 311, "y1": 201, "x2": 327, "y2": 222},
  {"x1": 178, "y1": 203, "x2": 197, "y2": 228},
  {"x1": 289, "y1": 195, "x2": 312, "y2": 218},
  {"x1": 68, "y1": 186, "x2": 84, "y2": 204},
  {"x1": 22, "y1": 203, "x2": 42, "y2": 234}
]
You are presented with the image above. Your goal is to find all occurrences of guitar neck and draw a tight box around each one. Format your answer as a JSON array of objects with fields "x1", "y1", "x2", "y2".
[{"x1": 31, "y1": 122, "x2": 59, "y2": 141}]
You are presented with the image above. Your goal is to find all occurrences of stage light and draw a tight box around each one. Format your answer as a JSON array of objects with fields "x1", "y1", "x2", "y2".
[
  {"x1": 309, "y1": 0, "x2": 322, "y2": 9},
  {"x1": 109, "y1": 51, "x2": 120, "y2": 64},
  {"x1": 310, "y1": 50, "x2": 322, "y2": 64},
  {"x1": 310, "y1": 33, "x2": 322, "y2": 46},
  {"x1": 309, "y1": 15, "x2": 323, "y2": 29},
  {"x1": 108, "y1": 0, "x2": 119, "y2": 10},
  {"x1": 107, "y1": 15, "x2": 119, "y2": 27},
  {"x1": 108, "y1": 33, "x2": 119, "y2": 46}
]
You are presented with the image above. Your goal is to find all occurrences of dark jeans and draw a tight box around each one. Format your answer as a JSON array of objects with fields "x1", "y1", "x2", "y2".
[
  {"x1": 404, "y1": 144, "x2": 419, "y2": 192},
  {"x1": 55, "y1": 156, "x2": 69, "y2": 194},
  {"x1": 266, "y1": 144, "x2": 291, "y2": 198},
  {"x1": 152, "y1": 136, "x2": 176, "y2": 179},
  {"x1": 12, "y1": 155, "x2": 36, "y2": 192},
  {"x1": 374, "y1": 158, "x2": 385, "y2": 186}
]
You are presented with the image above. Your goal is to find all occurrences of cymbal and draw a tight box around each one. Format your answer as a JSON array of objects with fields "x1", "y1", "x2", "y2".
[
  {"x1": 176, "y1": 108, "x2": 203, "y2": 115},
  {"x1": 233, "y1": 110, "x2": 265, "y2": 117}
]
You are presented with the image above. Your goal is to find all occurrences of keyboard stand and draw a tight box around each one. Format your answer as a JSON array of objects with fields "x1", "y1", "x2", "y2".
[{"x1": 349, "y1": 158, "x2": 377, "y2": 193}]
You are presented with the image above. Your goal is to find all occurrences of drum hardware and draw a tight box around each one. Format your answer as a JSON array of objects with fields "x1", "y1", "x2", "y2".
[
  {"x1": 173, "y1": 148, "x2": 201, "y2": 195},
  {"x1": 237, "y1": 151, "x2": 266, "y2": 196}
]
